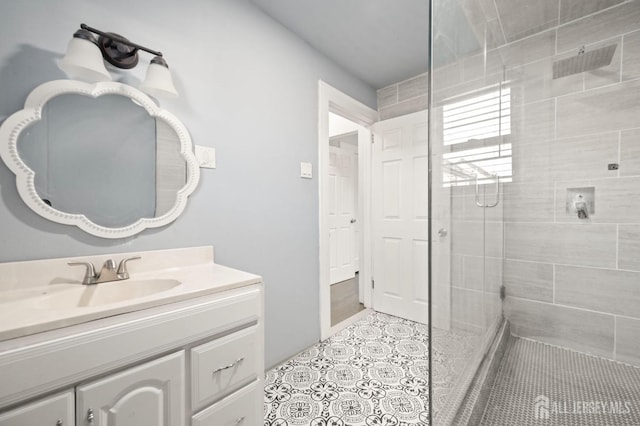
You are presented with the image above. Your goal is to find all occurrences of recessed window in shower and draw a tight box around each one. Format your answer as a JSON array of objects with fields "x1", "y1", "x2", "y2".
[{"x1": 442, "y1": 86, "x2": 512, "y2": 187}]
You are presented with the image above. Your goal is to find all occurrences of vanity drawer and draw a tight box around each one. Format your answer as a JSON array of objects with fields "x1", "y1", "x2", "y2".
[
  {"x1": 191, "y1": 326, "x2": 259, "y2": 410},
  {"x1": 0, "y1": 391, "x2": 74, "y2": 426},
  {"x1": 192, "y1": 380, "x2": 260, "y2": 426}
]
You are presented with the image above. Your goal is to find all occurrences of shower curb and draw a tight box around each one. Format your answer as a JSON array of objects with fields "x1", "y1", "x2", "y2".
[{"x1": 452, "y1": 319, "x2": 510, "y2": 425}]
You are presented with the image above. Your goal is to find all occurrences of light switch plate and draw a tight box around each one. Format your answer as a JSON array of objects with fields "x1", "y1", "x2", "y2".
[
  {"x1": 195, "y1": 145, "x2": 216, "y2": 169},
  {"x1": 300, "y1": 162, "x2": 313, "y2": 179}
]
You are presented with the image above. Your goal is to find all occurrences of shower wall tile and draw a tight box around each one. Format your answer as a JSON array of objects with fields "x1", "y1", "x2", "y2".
[
  {"x1": 462, "y1": 256, "x2": 485, "y2": 291},
  {"x1": 505, "y1": 222, "x2": 617, "y2": 267},
  {"x1": 503, "y1": 182, "x2": 555, "y2": 222},
  {"x1": 584, "y1": 36, "x2": 622, "y2": 90},
  {"x1": 508, "y1": 53, "x2": 584, "y2": 104},
  {"x1": 485, "y1": 222, "x2": 504, "y2": 258},
  {"x1": 494, "y1": 0, "x2": 559, "y2": 42},
  {"x1": 619, "y1": 225, "x2": 640, "y2": 271},
  {"x1": 557, "y1": 0, "x2": 640, "y2": 53},
  {"x1": 484, "y1": 256, "x2": 504, "y2": 294},
  {"x1": 505, "y1": 296, "x2": 615, "y2": 358},
  {"x1": 556, "y1": 79, "x2": 640, "y2": 138},
  {"x1": 452, "y1": 220, "x2": 484, "y2": 257},
  {"x1": 554, "y1": 176, "x2": 640, "y2": 223},
  {"x1": 379, "y1": 96, "x2": 428, "y2": 120},
  {"x1": 559, "y1": 0, "x2": 626, "y2": 24},
  {"x1": 555, "y1": 265, "x2": 640, "y2": 317},
  {"x1": 433, "y1": 61, "x2": 464, "y2": 90},
  {"x1": 504, "y1": 260, "x2": 554, "y2": 303},
  {"x1": 512, "y1": 133, "x2": 619, "y2": 182},
  {"x1": 452, "y1": 287, "x2": 484, "y2": 329},
  {"x1": 451, "y1": 254, "x2": 464, "y2": 287},
  {"x1": 377, "y1": 85, "x2": 398, "y2": 109},
  {"x1": 620, "y1": 129, "x2": 640, "y2": 176},
  {"x1": 615, "y1": 316, "x2": 640, "y2": 366},
  {"x1": 462, "y1": 54, "x2": 485, "y2": 82},
  {"x1": 518, "y1": 99, "x2": 556, "y2": 143},
  {"x1": 398, "y1": 73, "x2": 428, "y2": 102},
  {"x1": 498, "y1": 29, "x2": 557, "y2": 66},
  {"x1": 622, "y1": 30, "x2": 640, "y2": 81}
]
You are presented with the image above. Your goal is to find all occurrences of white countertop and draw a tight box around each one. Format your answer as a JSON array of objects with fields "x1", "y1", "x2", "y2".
[{"x1": 0, "y1": 247, "x2": 262, "y2": 341}]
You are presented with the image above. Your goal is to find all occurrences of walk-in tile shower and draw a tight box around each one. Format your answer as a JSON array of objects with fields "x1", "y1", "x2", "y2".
[{"x1": 431, "y1": 0, "x2": 640, "y2": 424}]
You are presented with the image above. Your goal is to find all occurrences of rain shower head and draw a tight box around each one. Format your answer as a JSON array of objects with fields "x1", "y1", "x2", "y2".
[{"x1": 552, "y1": 44, "x2": 617, "y2": 79}]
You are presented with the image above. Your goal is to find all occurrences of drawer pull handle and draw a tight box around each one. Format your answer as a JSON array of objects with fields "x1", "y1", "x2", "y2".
[
  {"x1": 235, "y1": 416, "x2": 246, "y2": 425},
  {"x1": 212, "y1": 357, "x2": 244, "y2": 375}
]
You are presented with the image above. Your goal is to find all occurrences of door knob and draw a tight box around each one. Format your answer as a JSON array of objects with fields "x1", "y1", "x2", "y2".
[
  {"x1": 350, "y1": 218, "x2": 357, "y2": 223},
  {"x1": 438, "y1": 228, "x2": 447, "y2": 237}
]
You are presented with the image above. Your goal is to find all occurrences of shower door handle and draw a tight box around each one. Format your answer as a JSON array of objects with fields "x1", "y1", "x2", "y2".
[{"x1": 475, "y1": 174, "x2": 500, "y2": 208}]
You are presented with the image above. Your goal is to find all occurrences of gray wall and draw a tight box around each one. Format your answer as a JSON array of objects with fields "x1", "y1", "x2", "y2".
[{"x1": 0, "y1": 0, "x2": 376, "y2": 368}]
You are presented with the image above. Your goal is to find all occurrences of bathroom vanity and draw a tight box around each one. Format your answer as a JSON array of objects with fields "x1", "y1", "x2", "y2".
[{"x1": 0, "y1": 246, "x2": 263, "y2": 426}]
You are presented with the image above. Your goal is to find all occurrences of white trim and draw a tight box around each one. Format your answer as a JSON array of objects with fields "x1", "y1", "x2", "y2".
[
  {"x1": 0, "y1": 79, "x2": 200, "y2": 239},
  {"x1": 328, "y1": 308, "x2": 373, "y2": 337},
  {"x1": 318, "y1": 81, "x2": 377, "y2": 340}
]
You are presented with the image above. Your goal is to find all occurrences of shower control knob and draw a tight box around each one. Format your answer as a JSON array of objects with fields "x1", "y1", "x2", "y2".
[{"x1": 438, "y1": 228, "x2": 448, "y2": 237}]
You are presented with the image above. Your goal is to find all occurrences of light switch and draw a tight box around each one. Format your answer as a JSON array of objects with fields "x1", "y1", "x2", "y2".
[
  {"x1": 300, "y1": 162, "x2": 313, "y2": 179},
  {"x1": 195, "y1": 145, "x2": 216, "y2": 169}
]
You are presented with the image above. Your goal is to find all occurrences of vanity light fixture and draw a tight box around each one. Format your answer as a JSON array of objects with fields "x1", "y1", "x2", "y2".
[{"x1": 58, "y1": 23, "x2": 178, "y2": 98}]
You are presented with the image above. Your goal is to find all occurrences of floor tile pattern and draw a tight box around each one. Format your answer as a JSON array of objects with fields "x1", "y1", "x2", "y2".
[
  {"x1": 480, "y1": 336, "x2": 640, "y2": 425},
  {"x1": 264, "y1": 311, "x2": 478, "y2": 425}
]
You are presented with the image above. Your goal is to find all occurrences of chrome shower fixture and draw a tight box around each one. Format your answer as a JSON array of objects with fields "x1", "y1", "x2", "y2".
[
  {"x1": 552, "y1": 44, "x2": 617, "y2": 79},
  {"x1": 58, "y1": 23, "x2": 178, "y2": 98}
]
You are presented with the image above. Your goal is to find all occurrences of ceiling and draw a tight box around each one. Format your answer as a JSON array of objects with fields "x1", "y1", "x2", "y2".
[{"x1": 249, "y1": 0, "x2": 430, "y2": 89}]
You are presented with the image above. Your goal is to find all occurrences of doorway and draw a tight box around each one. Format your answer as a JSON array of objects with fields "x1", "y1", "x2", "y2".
[
  {"x1": 318, "y1": 81, "x2": 377, "y2": 340},
  {"x1": 328, "y1": 117, "x2": 362, "y2": 326}
]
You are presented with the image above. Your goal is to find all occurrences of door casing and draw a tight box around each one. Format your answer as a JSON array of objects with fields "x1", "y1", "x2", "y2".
[{"x1": 318, "y1": 81, "x2": 377, "y2": 340}]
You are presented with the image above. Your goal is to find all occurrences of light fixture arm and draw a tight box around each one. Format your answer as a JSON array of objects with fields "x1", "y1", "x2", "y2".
[{"x1": 80, "y1": 23, "x2": 163, "y2": 58}]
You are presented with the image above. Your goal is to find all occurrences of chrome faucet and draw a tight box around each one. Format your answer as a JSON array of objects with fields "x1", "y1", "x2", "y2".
[{"x1": 68, "y1": 256, "x2": 141, "y2": 285}]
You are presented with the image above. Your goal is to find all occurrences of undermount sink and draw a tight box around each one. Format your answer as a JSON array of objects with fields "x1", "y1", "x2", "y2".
[{"x1": 36, "y1": 279, "x2": 182, "y2": 309}]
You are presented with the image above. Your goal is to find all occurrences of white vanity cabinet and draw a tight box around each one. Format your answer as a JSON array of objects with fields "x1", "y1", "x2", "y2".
[
  {"x1": 76, "y1": 351, "x2": 185, "y2": 426},
  {"x1": 0, "y1": 277, "x2": 264, "y2": 426},
  {"x1": 0, "y1": 391, "x2": 74, "y2": 426}
]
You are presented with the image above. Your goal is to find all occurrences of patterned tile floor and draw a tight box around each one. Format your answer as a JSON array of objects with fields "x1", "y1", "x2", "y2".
[{"x1": 264, "y1": 311, "x2": 479, "y2": 425}]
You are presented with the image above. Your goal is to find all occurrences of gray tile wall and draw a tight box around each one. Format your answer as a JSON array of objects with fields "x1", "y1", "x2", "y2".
[
  {"x1": 502, "y1": 0, "x2": 640, "y2": 365},
  {"x1": 380, "y1": 0, "x2": 640, "y2": 366},
  {"x1": 377, "y1": 73, "x2": 428, "y2": 120}
]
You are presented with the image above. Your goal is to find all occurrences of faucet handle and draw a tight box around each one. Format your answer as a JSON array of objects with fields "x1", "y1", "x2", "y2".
[
  {"x1": 68, "y1": 261, "x2": 97, "y2": 285},
  {"x1": 117, "y1": 256, "x2": 141, "y2": 278},
  {"x1": 102, "y1": 259, "x2": 117, "y2": 271}
]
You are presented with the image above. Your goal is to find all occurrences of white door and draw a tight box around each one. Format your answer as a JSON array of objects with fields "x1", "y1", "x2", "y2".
[
  {"x1": 328, "y1": 143, "x2": 358, "y2": 284},
  {"x1": 372, "y1": 111, "x2": 429, "y2": 324},
  {"x1": 76, "y1": 351, "x2": 185, "y2": 426}
]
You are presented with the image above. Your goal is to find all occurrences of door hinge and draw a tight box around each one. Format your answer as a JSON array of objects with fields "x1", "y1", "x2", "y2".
[
  {"x1": 371, "y1": 278, "x2": 375, "y2": 289},
  {"x1": 371, "y1": 133, "x2": 375, "y2": 144},
  {"x1": 500, "y1": 285, "x2": 506, "y2": 300}
]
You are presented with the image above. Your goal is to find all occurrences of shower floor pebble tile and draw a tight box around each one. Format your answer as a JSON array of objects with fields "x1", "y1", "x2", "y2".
[{"x1": 263, "y1": 311, "x2": 478, "y2": 425}]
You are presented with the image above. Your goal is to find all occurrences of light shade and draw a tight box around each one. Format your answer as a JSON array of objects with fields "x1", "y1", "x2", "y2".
[
  {"x1": 139, "y1": 56, "x2": 178, "y2": 98},
  {"x1": 58, "y1": 31, "x2": 111, "y2": 82}
]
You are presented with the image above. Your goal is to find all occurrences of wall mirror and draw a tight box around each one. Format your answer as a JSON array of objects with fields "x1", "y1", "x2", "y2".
[{"x1": 0, "y1": 80, "x2": 200, "y2": 238}]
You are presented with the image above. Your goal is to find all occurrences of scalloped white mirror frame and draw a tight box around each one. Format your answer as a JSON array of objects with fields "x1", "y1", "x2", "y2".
[{"x1": 0, "y1": 80, "x2": 200, "y2": 239}]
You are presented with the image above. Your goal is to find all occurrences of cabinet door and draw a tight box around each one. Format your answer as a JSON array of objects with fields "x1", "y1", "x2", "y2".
[
  {"x1": 0, "y1": 391, "x2": 74, "y2": 426},
  {"x1": 76, "y1": 351, "x2": 185, "y2": 426}
]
